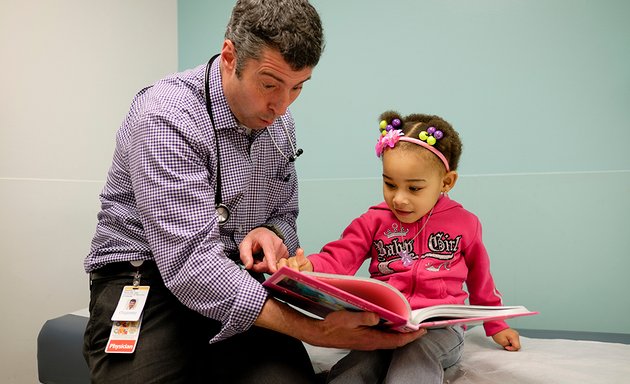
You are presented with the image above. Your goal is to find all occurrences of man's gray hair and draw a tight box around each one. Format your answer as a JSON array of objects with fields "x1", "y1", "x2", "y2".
[{"x1": 225, "y1": 0, "x2": 324, "y2": 75}]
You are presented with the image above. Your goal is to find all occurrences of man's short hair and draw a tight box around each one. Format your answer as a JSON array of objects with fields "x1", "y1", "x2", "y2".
[{"x1": 225, "y1": 0, "x2": 325, "y2": 75}]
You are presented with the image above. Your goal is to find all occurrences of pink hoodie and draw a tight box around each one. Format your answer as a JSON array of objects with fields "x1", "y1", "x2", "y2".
[{"x1": 308, "y1": 195, "x2": 509, "y2": 336}]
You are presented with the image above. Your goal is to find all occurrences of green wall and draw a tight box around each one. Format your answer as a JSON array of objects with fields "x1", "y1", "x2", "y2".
[{"x1": 178, "y1": 0, "x2": 630, "y2": 334}]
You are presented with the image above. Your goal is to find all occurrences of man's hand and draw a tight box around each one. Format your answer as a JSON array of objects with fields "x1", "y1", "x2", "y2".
[
  {"x1": 239, "y1": 226, "x2": 288, "y2": 273},
  {"x1": 309, "y1": 310, "x2": 427, "y2": 350},
  {"x1": 255, "y1": 299, "x2": 426, "y2": 351}
]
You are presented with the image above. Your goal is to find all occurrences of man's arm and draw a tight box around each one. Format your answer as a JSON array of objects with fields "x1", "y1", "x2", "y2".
[{"x1": 255, "y1": 298, "x2": 426, "y2": 350}]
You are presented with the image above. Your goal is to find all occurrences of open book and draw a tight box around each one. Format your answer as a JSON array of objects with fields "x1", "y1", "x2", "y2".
[{"x1": 263, "y1": 266, "x2": 538, "y2": 332}]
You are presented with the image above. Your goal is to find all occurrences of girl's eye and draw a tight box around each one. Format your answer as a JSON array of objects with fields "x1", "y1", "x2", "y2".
[
  {"x1": 409, "y1": 186, "x2": 422, "y2": 192},
  {"x1": 384, "y1": 182, "x2": 395, "y2": 189}
]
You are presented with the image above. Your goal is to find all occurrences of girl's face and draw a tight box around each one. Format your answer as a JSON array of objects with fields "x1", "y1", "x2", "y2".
[{"x1": 382, "y1": 147, "x2": 449, "y2": 224}]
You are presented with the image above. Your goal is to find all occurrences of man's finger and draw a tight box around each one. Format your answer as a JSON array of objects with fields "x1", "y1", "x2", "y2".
[
  {"x1": 239, "y1": 237, "x2": 254, "y2": 269},
  {"x1": 258, "y1": 243, "x2": 280, "y2": 273}
]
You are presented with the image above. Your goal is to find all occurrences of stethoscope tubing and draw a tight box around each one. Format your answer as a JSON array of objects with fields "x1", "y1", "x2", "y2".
[{"x1": 204, "y1": 54, "x2": 301, "y2": 226}]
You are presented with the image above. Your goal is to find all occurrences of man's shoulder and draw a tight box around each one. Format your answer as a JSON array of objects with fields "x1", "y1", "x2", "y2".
[
  {"x1": 152, "y1": 65, "x2": 206, "y2": 102},
  {"x1": 129, "y1": 65, "x2": 206, "y2": 119}
]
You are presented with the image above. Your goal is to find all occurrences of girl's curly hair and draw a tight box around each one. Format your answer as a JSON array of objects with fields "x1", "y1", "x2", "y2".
[{"x1": 378, "y1": 110, "x2": 462, "y2": 171}]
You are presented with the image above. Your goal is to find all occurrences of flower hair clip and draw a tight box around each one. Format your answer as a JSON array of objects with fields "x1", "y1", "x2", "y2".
[
  {"x1": 375, "y1": 118, "x2": 403, "y2": 157},
  {"x1": 419, "y1": 126, "x2": 444, "y2": 146}
]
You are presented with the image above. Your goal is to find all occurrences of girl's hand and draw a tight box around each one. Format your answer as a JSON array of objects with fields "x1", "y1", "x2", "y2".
[
  {"x1": 277, "y1": 248, "x2": 313, "y2": 272},
  {"x1": 492, "y1": 328, "x2": 521, "y2": 351}
]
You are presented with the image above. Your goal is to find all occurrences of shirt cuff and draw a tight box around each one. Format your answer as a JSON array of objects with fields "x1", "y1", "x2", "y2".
[
  {"x1": 208, "y1": 273, "x2": 269, "y2": 343},
  {"x1": 256, "y1": 224, "x2": 285, "y2": 241},
  {"x1": 483, "y1": 319, "x2": 510, "y2": 336}
]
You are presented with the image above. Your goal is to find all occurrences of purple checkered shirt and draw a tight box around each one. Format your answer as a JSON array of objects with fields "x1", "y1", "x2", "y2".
[{"x1": 84, "y1": 57, "x2": 300, "y2": 342}]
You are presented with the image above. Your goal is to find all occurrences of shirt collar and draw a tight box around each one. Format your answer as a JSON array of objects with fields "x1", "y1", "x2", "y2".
[{"x1": 207, "y1": 56, "x2": 239, "y2": 132}]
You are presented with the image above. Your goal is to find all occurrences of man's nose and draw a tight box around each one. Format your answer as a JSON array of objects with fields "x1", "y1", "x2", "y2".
[{"x1": 270, "y1": 90, "x2": 293, "y2": 116}]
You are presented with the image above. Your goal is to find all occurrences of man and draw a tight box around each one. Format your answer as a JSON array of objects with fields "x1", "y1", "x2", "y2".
[{"x1": 83, "y1": 1, "x2": 425, "y2": 382}]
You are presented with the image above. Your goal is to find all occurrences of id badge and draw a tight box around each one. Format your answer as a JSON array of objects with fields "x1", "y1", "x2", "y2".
[
  {"x1": 105, "y1": 316, "x2": 143, "y2": 354},
  {"x1": 111, "y1": 285, "x2": 149, "y2": 322}
]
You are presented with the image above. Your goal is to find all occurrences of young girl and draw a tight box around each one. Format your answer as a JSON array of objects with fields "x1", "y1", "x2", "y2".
[{"x1": 281, "y1": 111, "x2": 521, "y2": 384}]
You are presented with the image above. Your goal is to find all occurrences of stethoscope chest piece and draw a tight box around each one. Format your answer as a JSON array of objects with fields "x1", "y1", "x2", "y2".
[{"x1": 216, "y1": 203, "x2": 230, "y2": 226}]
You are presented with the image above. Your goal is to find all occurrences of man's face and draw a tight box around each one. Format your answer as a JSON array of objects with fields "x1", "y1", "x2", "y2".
[{"x1": 221, "y1": 42, "x2": 313, "y2": 130}]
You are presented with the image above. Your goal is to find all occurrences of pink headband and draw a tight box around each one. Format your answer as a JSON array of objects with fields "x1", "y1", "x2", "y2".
[
  {"x1": 375, "y1": 127, "x2": 450, "y2": 171},
  {"x1": 398, "y1": 136, "x2": 450, "y2": 171}
]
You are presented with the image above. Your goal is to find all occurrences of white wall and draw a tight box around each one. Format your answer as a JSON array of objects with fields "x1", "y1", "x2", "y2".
[{"x1": 0, "y1": 1, "x2": 177, "y2": 382}]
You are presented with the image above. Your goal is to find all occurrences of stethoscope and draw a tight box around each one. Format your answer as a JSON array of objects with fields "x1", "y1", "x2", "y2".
[{"x1": 204, "y1": 54, "x2": 303, "y2": 226}]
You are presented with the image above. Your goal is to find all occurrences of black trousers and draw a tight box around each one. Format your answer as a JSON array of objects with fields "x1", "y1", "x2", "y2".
[{"x1": 83, "y1": 261, "x2": 316, "y2": 383}]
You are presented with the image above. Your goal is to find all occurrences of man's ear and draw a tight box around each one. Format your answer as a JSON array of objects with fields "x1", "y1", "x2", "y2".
[
  {"x1": 220, "y1": 39, "x2": 237, "y2": 72},
  {"x1": 442, "y1": 171, "x2": 458, "y2": 193}
]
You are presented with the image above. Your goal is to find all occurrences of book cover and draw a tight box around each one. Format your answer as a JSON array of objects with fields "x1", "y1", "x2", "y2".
[{"x1": 263, "y1": 266, "x2": 538, "y2": 332}]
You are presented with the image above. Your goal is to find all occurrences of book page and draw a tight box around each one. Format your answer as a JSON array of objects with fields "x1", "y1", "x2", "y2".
[
  {"x1": 264, "y1": 267, "x2": 410, "y2": 326},
  {"x1": 308, "y1": 273, "x2": 411, "y2": 319},
  {"x1": 272, "y1": 274, "x2": 365, "y2": 317},
  {"x1": 410, "y1": 304, "x2": 536, "y2": 326}
]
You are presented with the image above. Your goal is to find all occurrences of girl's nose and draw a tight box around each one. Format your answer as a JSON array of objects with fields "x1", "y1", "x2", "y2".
[{"x1": 393, "y1": 192, "x2": 407, "y2": 207}]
